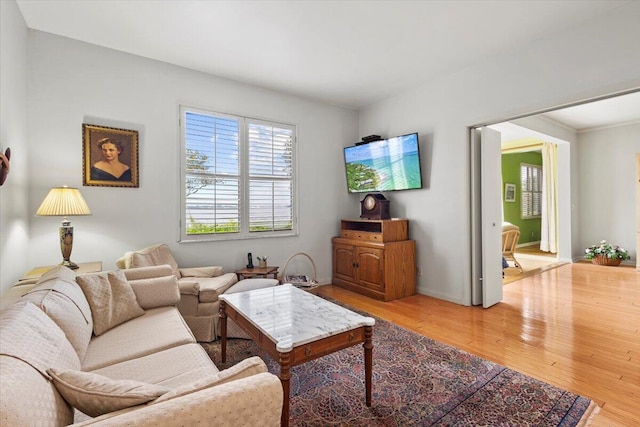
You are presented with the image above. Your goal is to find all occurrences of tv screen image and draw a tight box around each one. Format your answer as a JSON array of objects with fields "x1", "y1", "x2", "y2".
[{"x1": 344, "y1": 133, "x2": 422, "y2": 193}]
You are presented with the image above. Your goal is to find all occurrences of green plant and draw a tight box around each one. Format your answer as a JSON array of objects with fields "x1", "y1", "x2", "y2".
[
  {"x1": 256, "y1": 256, "x2": 268, "y2": 263},
  {"x1": 584, "y1": 240, "x2": 630, "y2": 261},
  {"x1": 346, "y1": 163, "x2": 379, "y2": 192},
  {"x1": 186, "y1": 217, "x2": 239, "y2": 234}
]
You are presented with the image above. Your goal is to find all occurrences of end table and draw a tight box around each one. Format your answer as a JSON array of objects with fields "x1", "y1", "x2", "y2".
[
  {"x1": 235, "y1": 266, "x2": 279, "y2": 280},
  {"x1": 20, "y1": 261, "x2": 103, "y2": 282}
]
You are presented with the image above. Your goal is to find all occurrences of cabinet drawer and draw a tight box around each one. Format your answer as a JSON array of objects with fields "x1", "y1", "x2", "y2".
[{"x1": 341, "y1": 230, "x2": 382, "y2": 242}]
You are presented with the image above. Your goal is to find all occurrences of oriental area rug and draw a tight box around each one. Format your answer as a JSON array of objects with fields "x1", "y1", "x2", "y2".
[{"x1": 202, "y1": 303, "x2": 597, "y2": 426}]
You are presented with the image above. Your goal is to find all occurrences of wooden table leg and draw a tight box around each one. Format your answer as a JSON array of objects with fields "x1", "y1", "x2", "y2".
[
  {"x1": 364, "y1": 325, "x2": 373, "y2": 406},
  {"x1": 279, "y1": 351, "x2": 292, "y2": 427},
  {"x1": 220, "y1": 301, "x2": 227, "y2": 364}
]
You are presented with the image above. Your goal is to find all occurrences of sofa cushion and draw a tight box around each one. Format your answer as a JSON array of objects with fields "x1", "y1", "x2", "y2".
[
  {"x1": 1, "y1": 356, "x2": 74, "y2": 427},
  {"x1": 0, "y1": 282, "x2": 37, "y2": 311},
  {"x1": 48, "y1": 368, "x2": 169, "y2": 418},
  {"x1": 0, "y1": 301, "x2": 80, "y2": 378},
  {"x1": 39, "y1": 264, "x2": 78, "y2": 285},
  {"x1": 20, "y1": 270, "x2": 93, "y2": 360},
  {"x1": 189, "y1": 272, "x2": 238, "y2": 303},
  {"x1": 76, "y1": 270, "x2": 145, "y2": 336},
  {"x1": 82, "y1": 307, "x2": 196, "y2": 371},
  {"x1": 153, "y1": 356, "x2": 267, "y2": 403},
  {"x1": 92, "y1": 343, "x2": 217, "y2": 387}
]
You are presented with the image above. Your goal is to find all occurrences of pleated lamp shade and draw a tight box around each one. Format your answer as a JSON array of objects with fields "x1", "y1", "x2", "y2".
[{"x1": 36, "y1": 186, "x2": 92, "y2": 217}]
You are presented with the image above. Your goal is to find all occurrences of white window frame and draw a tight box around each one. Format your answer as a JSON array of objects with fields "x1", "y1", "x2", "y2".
[
  {"x1": 179, "y1": 105, "x2": 298, "y2": 242},
  {"x1": 520, "y1": 162, "x2": 542, "y2": 219}
]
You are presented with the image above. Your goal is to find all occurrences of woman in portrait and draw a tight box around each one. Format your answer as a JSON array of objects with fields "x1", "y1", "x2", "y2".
[{"x1": 91, "y1": 137, "x2": 131, "y2": 181}]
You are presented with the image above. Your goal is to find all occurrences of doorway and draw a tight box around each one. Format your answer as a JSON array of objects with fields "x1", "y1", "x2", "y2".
[
  {"x1": 490, "y1": 123, "x2": 569, "y2": 283},
  {"x1": 470, "y1": 90, "x2": 640, "y2": 306}
]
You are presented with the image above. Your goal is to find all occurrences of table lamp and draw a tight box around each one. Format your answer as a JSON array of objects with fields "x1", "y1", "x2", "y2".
[{"x1": 35, "y1": 186, "x2": 92, "y2": 269}]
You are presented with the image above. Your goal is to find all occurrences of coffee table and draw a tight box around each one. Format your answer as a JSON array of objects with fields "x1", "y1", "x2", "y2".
[{"x1": 219, "y1": 284, "x2": 375, "y2": 427}]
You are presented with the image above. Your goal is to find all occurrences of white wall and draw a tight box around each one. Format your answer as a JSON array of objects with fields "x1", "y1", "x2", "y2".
[
  {"x1": 358, "y1": 3, "x2": 640, "y2": 304},
  {"x1": 578, "y1": 122, "x2": 640, "y2": 263},
  {"x1": 26, "y1": 32, "x2": 357, "y2": 282},
  {"x1": 0, "y1": 0, "x2": 30, "y2": 294}
]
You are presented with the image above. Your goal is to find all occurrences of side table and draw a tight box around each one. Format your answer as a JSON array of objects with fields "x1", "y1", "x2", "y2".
[
  {"x1": 235, "y1": 266, "x2": 279, "y2": 280},
  {"x1": 20, "y1": 261, "x2": 103, "y2": 282}
]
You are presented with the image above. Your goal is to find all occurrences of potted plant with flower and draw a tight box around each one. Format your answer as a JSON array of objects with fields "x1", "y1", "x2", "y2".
[
  {"x1": 256, "y1": 256, "x2": 268, "y2": 269},
  {"x1": 584, "y1": 240, "x2": 630, "y2": 266}
]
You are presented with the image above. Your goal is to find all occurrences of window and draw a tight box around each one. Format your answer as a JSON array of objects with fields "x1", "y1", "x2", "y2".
[
  {"x1": 520, "y1": 163, "x2": 542, "y2": 219},
  {"x1": 180, "y1": 106, "x2": 296, "y2": 241}
]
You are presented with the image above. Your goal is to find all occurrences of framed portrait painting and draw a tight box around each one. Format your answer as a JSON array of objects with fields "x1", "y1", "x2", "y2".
[
  {"x1": 504, "y1": 183, "x2": 516, "y2": 202},
  {"x1": 83, "y1": 124, "x2": 139, "y2": 187}
]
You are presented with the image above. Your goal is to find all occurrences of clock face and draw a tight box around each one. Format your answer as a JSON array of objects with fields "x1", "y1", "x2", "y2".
[{"x1": 363, "y1": 195, "x2": 376, "y2": 210}]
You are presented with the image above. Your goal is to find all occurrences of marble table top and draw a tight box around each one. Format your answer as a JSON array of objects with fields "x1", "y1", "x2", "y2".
[{"x1": 220, "y1": 284, "x2": 375, "y2": 352}]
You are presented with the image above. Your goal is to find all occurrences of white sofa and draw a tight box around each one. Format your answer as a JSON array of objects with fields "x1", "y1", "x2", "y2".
[
  {"x1": 0, "y1": 265, "x2": 282, "y2": 426},
  {"x1": 117, "y1": 243, "x2": 278, "y2": 342}
]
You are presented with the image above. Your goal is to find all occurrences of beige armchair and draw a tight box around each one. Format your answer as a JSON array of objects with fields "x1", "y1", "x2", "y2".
[
  {"x1": 117, "y1": 244, "x2": 277, "y2": 342},
  {"x1": 502, "y1": 222, "x2": 522, "y2": 272}
]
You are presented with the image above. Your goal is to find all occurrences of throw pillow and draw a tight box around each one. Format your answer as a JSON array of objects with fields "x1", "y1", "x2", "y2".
[
  {"x1": 76, "y1": 271, "x2": 145, "y2": 336},
  {"x1": 47, "y1": 368, "x2": 169, "y2": 418}
]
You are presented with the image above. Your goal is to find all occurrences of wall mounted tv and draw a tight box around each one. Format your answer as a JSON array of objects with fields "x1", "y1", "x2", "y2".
[{"x1": 344, "y1": 132, "x2": 423, "y2": 193}]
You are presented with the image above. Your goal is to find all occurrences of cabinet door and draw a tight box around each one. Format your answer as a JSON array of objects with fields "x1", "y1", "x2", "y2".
[
  {"x1": 333, "y1": 243, "x2": 356, "y2": 282},
  {"x1": 355, "y1": 247, "x2": 384, "y2": 292}
]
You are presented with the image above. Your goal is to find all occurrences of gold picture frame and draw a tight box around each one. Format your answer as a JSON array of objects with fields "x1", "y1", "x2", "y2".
[{"x1": 82, "y1": 124, "x2": 139, "y2": 187}]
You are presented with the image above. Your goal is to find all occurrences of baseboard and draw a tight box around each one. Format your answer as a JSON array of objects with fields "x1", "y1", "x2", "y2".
[{"x1": 516, "y1": 241, "x2": 540, "y2": 248}]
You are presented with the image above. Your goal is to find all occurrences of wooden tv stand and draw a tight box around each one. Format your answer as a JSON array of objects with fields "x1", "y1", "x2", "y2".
[{"x1": 332, "y1": 219, "x2": 416, "y2": 301}]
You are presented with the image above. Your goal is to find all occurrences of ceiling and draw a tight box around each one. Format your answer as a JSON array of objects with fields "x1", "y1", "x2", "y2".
[
  {"x1": 15, "y1": 0, "x2": 640, "y2": 128},
  {"x1": 540, "y1": 91, "x2": 640, "y2": 131}
]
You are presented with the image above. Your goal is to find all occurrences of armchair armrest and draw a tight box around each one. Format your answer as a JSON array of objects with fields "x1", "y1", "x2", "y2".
[
  {"x1": 73, "y1": 372, "x2": 283, "y2": 427},
  {"x1": 179, "y1": 266, "x2": 224, "y2": 278},
  {"x1": 177, "y1": 279, "x2": 200, "y2": 296}
]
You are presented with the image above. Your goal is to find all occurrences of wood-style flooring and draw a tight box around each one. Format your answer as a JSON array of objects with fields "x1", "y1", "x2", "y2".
[{"x1": 318, "y1": 263, "x2": 639, "y2": 426}]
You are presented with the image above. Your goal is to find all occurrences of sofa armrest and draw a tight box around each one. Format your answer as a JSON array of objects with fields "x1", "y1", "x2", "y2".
[
  {"x1": 127, "y1": 275, "x2": 180, "y2": 309},
  {"x1": 177, "y1": 279, "x2": 200, "y2": 296},
  {"x1": 179, "y1": 266, "x2": 224, "y2": 278},
  {"x1": 73, "y1": 372, "x2": 283, "y2": 427},
  {"x1": 121, "y1": 265, "x2": 174, "y2": 281},
  {"x1": 121, "y1": 265, "x2": 180, "y2": 308}
]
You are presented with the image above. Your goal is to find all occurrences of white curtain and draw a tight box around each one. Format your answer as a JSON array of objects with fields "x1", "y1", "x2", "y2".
[{"x1": 540, "y1": 142, "x2": 558, "y2": 253}]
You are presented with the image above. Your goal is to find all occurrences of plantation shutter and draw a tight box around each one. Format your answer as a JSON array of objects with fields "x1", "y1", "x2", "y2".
[
  {"x1": 520, "y1": 163, "x2": 542, "y2": 219},
  {"x1": 184, "y1": 112, "x2": 240, "y2": 234},
  {"x1": 181, "y1": 106, "x2": 297, "y2": 241},
  {"x1": 247, "y1": 121, "x2": 294, "y2": 232}
]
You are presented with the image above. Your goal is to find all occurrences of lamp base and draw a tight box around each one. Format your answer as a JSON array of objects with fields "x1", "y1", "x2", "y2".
[
  {"x1": 59, "y1": 223, "x2": 79, "y2": 270},
  {"x1": 60, "y1": 260, "x2": 80, "y2": 270}
]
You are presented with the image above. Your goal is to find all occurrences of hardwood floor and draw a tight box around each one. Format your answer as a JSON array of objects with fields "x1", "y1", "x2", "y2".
[{"x1": 318, "y1": 263, "x2": 639, "y2": 426}]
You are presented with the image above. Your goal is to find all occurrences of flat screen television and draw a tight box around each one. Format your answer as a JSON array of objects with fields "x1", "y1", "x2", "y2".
[{"x1": 343, "y1": 133, "x2": 422, "y2": 193}]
